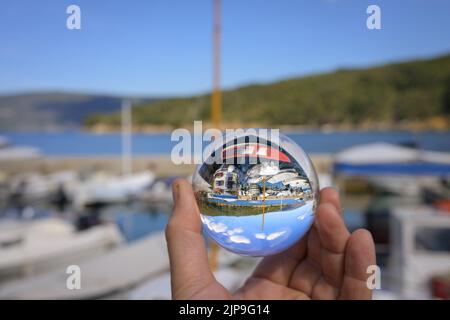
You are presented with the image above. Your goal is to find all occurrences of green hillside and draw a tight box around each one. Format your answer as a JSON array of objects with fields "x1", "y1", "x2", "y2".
[{"x1": 85, "y1": 54, "x2": 450, "y2": 130}]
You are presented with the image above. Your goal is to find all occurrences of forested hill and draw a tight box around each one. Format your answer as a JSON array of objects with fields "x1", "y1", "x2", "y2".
[
  {"x1": 0, "y1": 93, "x2": 158, "y2": 131},
  {"x1": 85, "y1": 54, "x2": 450, "y2": 130}
]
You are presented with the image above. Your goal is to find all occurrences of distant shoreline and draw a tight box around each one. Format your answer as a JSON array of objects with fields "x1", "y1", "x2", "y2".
[
  {"x1": 84, "y1": 121, "x2": 450, "y2": 134},
  {"x1": 2, "y1": 126, "x2": 450, "y2": 135}
]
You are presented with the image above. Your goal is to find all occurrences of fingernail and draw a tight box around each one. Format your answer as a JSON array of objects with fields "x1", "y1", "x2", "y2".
[
  {"x1": 321, "y1": 185, "x2": 339, "y2": 193},
  {"x1": 172, "y1": 182, "x2": 180, "y2": 204}
]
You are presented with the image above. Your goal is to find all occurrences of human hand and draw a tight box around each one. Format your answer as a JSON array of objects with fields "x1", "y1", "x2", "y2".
[{"x1": 165, "y1": 178, "x2": 376, "y2": 300}]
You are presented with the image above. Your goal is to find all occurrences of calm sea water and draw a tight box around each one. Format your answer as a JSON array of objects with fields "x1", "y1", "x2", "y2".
[{"x1": 2, "y1": 130, "x2": 450, "y2": 155}]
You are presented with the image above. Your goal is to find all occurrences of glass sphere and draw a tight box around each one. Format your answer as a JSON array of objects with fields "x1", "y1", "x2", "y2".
[{"x1": 192, "y1": 130, "x2": 319, "y2": 256}]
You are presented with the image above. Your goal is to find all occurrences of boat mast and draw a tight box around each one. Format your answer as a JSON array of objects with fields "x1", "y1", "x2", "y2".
[{"x1": 121, "y1": 99, "x2": 132, "y2": 176}]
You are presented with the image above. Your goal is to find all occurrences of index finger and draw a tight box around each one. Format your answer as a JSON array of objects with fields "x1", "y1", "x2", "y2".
[{"x1": 319, "y1": 187, "x2": 342, "y2": 216}]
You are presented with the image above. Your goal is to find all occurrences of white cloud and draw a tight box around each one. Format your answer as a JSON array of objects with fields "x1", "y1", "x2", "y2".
[
  {"x1": 226, "y1": 227, "x2": 244, "y2": 236},
  {"x1": 201, "y1": 216, "x2": 228, "y2": 233},
  {"x1": 232, "y1": 227, "x2": 243, "y2": 234},
  {"x1": 229, "y1": 235, "x2": 251, "y2": 244},
  {"x1": 254, "y1": 231, "x2": 286, "y2": 241},
  {"x1": 266, "y1": 231, "x2": 286, "y2": 241},
  {"x1": 211, "y1": 222, "x2": 227, "y2": 233}
]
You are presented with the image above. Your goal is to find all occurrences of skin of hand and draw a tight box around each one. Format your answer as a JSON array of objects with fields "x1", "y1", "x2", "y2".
[{"x1": 165, "y1": 178, "x2": 376, "y2": 300}]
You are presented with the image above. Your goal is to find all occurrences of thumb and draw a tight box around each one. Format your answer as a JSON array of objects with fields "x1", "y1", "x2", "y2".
[{"x1": 165, "y1": 178, "x2": 215, "y2": 299}]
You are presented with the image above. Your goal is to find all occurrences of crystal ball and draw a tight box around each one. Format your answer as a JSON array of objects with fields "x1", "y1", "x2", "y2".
[{"x1": 192, "y1": 130, "x2": 319, "y2": 256}]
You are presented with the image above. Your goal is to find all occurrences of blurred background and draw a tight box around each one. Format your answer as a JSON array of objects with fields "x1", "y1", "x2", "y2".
[{"x1": 0, "y1": 0, "x2": 450, "y2": 299}]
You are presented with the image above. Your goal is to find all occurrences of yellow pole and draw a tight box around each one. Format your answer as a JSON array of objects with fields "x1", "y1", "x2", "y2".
[
  {"x1": 209, "y1": 0, "x2": 222, "y2": 272},
  {"x1": 262, "y1": 176, "x2": 266, "y2": 231},
  {"x1": 211, "y1": 0, "x2": 222, "y2": 128}
]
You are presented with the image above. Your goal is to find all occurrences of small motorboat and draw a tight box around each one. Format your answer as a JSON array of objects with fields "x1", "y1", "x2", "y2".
[
  {"x1": 72, "y1": 171, "x2": 155, "y2": 207},
  {"x1": 0, "y1": 218, "x2": 123, "y2": 282},
  {"x1": 334, "y1": 143, "x2": 450, "y2": 196}
]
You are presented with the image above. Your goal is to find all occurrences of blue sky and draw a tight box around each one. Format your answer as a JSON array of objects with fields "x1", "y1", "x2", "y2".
[{"x1": 1, "y1": 0, "x2": 449, "y2": 97}]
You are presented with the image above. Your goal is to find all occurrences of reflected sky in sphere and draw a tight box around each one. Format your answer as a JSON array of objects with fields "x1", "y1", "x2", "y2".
[
  {"x1": 193, "y1": 130, "x2": 319, "y2": 257},
  {"x1": 201, "y1": 200, "x2": 314, "y2": 256}
]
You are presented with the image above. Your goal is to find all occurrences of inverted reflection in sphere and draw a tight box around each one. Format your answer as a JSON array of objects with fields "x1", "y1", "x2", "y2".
[{"x1": 192, "y1": 131, "x2": 319, "y2": 256}]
